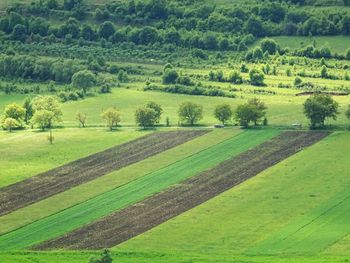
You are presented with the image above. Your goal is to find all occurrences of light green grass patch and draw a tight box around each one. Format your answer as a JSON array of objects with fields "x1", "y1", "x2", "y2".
[{"x1": 0, "y1": 128, "x2": 145, "y2": 187}]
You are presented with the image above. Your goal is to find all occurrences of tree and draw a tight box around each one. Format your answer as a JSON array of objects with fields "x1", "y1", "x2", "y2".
[
  {"x1": 4, "y1": 103, "x2": 26, "y2": 126},
  {"x1": 248, "y1": 98, "x2": 267, "y2": 125},
  {"x1": 234, "y1": 104, "x2": 258, "y2": 128},
  {"x1": 345, "y1": 104, "x2": 350, "y2": 122},
  {"x1": 23, "y1": 97, "x2": 34, "y2": 124},
  {"x1": 135, "y1": 107, "x2": 157, "y2": 129},
  {"x1": 31, "y1": 110, "x2": 55, "y2": 131},
  {"x1": 303, "y1": 94, "x2": 339, "y2": 129},
  {"x1": 178, "y1": 102, "x2": 203, "y2": 126},
  {"x1": 2, "y1": 118, "x2": 20, "y2": 132},
  {"x1": 249, "y1": 69, "x2": 265, "y2": 86},
  {"x1": 99, "y1": 21, "x2": 115, "y2": 39},
  {"x1": 89, "y1": 249, "x2": 113, "y2": 263},
  {"x1": 76, "y1": 111, "x2": 87, "y2": 127},
  {"x1": 12, "y1": 24, "x2": 27, "y2": 42},
  {"x1": 260, "y1": 38, "x2": 279, "y2": 54},
  {"x1": 101, "y1": 108, "x2": 121, "y2": 131},
  {"x1": 320, "y1": 65, "x2": 328, "y2": 78},
  {"x1": 71, "y1": 70, "x2": 96, "y2": 93},
  {"x1": 32, "y1": 95, "x2": 62, "y2": 129},
  {"x1": 146, "y1": 101, "x2": 162, "y2": 124},
  {"x1": 234, "y1": 99, "x2": 267, "y2": 128},
  {"x1": 162, "y1": 69, "x2": 178, "y2": 84},
  {"x1": 214, "y1": 104, "x2": 232, "y2": 125},
  {"x1": 227, "y1": 71, "x2": 243, "y2": 84}
]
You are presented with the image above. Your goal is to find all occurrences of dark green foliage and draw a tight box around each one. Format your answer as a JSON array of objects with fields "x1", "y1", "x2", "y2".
[
  {"x1": 249, "y1": 69, "x2": 265, "y2": 86},
  {"x1": 303, "y1": 94, "x2": 339, "y2": 129},
  {"x1": 178, "y1": 102, "x2": 203, "y2": 126},
  {"x1": 235, "y1": 98, "x2": 267, "y2": 128},
  {"x1": 162, "y1": 69, "x2": 179, "y2": 84}
]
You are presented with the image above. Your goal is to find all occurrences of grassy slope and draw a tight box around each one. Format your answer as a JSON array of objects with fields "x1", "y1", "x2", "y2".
[
  {"x1": 0, "y1": 128, "x2": 145, "y2": 187},
  {"x1": 262, "y1": 36, "x2": 350, "y2": 53},
  {"x1": 0, "y1": 130, "x2": 279, "y2": 250},
  {"x1": 117, "y1": 132, "x2": 350, "y2": 256},
  {"x1": 0, "y1": 129, "x2": 235, "y2": 235}
]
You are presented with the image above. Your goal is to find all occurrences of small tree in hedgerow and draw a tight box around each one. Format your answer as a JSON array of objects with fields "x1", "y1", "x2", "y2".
[
  {"x1": 214, "y1": 104, "x2": 232, "y2": 125},
  {"x1": 178, "y1": 102, "x2": 203, "y2": 126},
  {"x1": 249, "y1": 69, "x2": 265, "y2": 86},
  {"x1": 101, "y1": 108, "x2": 121, "y2": 131},
  {"x1": 303, "y1": 94, "x2": 339, "y2": 129},
  {"x1": 135, "y1": 107, "x2": 157, "y2": 129}
]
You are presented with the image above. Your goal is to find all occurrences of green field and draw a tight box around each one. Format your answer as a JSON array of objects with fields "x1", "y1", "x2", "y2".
[
  {"x1": 115, "y1": 132, "x2": 350, "y2": 256},
  {"x1": 263, "y1": 36, "x2": 350, "y2": 54},
  {"x1": 0, "y1": 129, "x2": 235, "y2": 235},
  {"x1": 1, "y1": 0, "x2": 350, "y2": 261},
  {"x1": 0, "y1": 128, "x2": 145, "y2": 187},
  {"x1": 0, "y1": 130, "x2": 279, "y2": 250}
]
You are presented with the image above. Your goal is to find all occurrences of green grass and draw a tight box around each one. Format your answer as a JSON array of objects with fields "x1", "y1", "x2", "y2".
[
  {"x1": 0, "y1": 128, "x2": 145, "y2": 187},
  {"x1": 117, "y1": 132, "x2": 350, "y2": 256},
  {"x1": 266, "y1": 36, "x2": 350, "y2": 54},
  {"x1": 0, "y1": 129, "x2": 280, "y2": 250},
  {"x1": 0, "y1": 129, "x2": 236, "y2": 235},
  {"x1": 2, "y1": 251, "x2": 350, "y2": 263}
]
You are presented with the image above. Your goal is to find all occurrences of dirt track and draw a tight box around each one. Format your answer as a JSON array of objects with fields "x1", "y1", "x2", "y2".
[
  {"x1": 34, "y1": 131, "x2": 329, "y2": 250},
  {"x1": 0, "y1": 130, "x2": 208, "y2": 216}
]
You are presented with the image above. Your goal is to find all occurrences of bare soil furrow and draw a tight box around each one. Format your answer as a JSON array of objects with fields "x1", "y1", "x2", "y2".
[
  {"x1": 0, "y1": 130, "x2": 208, "y2": 216},
  {"x1": 34, "y1": 131, "x2": 329, "y2": 250}
]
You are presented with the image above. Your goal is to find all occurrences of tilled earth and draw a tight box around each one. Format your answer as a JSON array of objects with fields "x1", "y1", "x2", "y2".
[
  {"x1": 0, "y1": 130, "x2": 208, "y2": 216},
  {"x1": 34, "y1": 131, "x2": 329, "y2": 250}
]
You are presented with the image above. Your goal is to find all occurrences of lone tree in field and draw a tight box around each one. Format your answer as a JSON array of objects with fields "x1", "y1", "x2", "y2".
[
  {"x1": 76, "y1": 111, "x2": 87, "y2": 127},
  {"x1": 101, "y1": 108, "x2": 121, "y2": 131},
  {"x1": 146, "y1": 101, "x2": 163, "y2": 124},
  {"x1": 303, "y1": 94, "x2": 339, "y2": 129},
  {"x1": 2, "y1": 118, "x2": 20, "y2": 132},
  {"x1": 72, "y1": 70, "x2": 96, "y2": 94},
  {"x1": 135, "y1": 107, "x2": 157, "y2": 129},
  {"x1": 214, "y1": 104, "x2": 232, "y2": 125},
  {"x1": 178, "y1": 102, "x2": 203, "y2": 126},
  {"x1": 234, "y1": 98, "x2": 267, "y2": 128},
  {"x1": 248, "y1": 98, "x2": 267, "y2": 125}
]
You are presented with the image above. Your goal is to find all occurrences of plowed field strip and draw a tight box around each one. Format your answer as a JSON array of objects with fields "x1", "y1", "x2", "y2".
[
  {"x1": 35, "y1": 131, "x2": 329, "y2": 250},
  {"x1": 0, "y1": 130, "x2": 279, "y2": 250},
  {"x1": 0, "y1": 130, "x2": 207, "y2": 216}
]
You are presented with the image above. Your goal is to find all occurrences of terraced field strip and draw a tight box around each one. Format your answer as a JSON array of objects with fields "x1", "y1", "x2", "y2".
[
  {"x1": 35, "y1": 131, "x2": 329, "y2": 250},
  {"x1": 248, "y1": 183, "x2": 350, "y2": 255},
  {"x1": 0, "y1": 129, "x2": 236, "y2": 235},
  {"x1": 0, "y1": 129, "x2": 279, "y2": 250},
  {"x1": 0, "y1": 130, "x2": 207, "y2": 216}
]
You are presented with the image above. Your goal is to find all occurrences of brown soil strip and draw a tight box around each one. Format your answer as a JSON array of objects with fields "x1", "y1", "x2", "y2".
[
  {"x1": 34, "y1": 131, "x2": 329, "y2": 250},
  {"x1": 0, "y1": 130, "x2": 208, "y2": 217}
]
